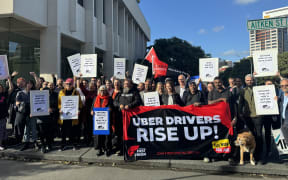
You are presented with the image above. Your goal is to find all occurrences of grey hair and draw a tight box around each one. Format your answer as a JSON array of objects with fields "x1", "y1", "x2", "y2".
[
  {"x1": 245, "y1": 74, "x2": 254, "y2": 80},
  {"x1": 280, "y1": 78, "x2": 288, "y2": 83},
  {"x1": 97, "y1": 85, "x2": 107, "y2": 94}
]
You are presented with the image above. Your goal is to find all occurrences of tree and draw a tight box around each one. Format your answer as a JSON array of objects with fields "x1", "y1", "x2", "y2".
[
  {"x1": 230, "y1": 57, "x2": 253, "y2": 81},
  {"x1": 278, "y1": 52, "x2": 288, "y2": 77},
  {"x1": 149, "y1": 37, "x2": 207, "y2": 76}
]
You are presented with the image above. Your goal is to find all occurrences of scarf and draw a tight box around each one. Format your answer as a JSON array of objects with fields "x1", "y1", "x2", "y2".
[{"x1": 94, "y1": 94, "x2": 110, "y2": 108}]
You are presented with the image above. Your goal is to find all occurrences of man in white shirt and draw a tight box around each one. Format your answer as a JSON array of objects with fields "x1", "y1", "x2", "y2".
[{"x1": 175, "y1": 74, "x2": 188, "y2": 102}]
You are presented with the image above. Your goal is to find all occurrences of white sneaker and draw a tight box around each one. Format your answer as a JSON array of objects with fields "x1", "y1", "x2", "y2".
[
  {"x1": 203, "y1": 157, "x2": 210, "y2": 163},
  {"x1": 0, "y1": 146, "x2": 4, "y2": 151}
]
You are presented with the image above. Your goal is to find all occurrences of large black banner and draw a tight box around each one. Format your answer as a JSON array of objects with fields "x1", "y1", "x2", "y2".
[{"x1": 123, "y1": 102, "x2": 233, "y2": 161}]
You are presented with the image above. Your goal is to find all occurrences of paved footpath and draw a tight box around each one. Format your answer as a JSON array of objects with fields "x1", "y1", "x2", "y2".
[{"x1": 1, "y1": 144, "x2": 288, "y2": 177}]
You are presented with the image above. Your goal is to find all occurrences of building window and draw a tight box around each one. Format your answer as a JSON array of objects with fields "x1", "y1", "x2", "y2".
[
  {"x1": 94, "y1": 0, "x2": 97, "y2": 17},
  {"x1": 78, "y1": 0, "x2": 84, "y2": 7},
  {"x1": 103, "y1": 0, "x2": 106, "y2": 24}
]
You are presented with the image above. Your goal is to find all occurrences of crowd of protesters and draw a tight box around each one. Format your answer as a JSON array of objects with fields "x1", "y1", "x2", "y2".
[{"x1": 0, "y1": 70, "x2": 287, "y2": 165}]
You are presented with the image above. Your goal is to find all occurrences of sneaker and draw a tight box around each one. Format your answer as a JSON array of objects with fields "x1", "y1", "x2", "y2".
[
  {"x1": 203, "y1": 157, "x2": 210, "y2": 163},
  {"x1": 46, "y1": 145, "x2": 52, "y2": 152},
  {"x1": 0, "y1": 146, "x2": 4, "y2": 151},
  {"x1": 41, "y1": 147, "x2": 46, "y2": 154},
  {"x1": 34, "y1": 142, "x2": 40, "y2": 151}
]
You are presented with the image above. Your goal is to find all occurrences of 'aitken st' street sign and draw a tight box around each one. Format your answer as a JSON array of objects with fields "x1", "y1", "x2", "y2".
[{"x1": 247, "y1": 17, "x2": 288, "y2": 31}]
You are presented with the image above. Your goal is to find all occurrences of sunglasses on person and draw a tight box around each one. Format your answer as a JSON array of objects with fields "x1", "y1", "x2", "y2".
[
  {"x1": 66, "y1": 83, "x2": 72, "y2": 86},
  {"x1": 281, "y1": 85, "x2": 288, "y2": 88}
]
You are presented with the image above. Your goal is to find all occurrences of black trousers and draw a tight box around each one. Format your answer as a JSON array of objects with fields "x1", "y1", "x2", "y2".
[
  {"x1": 14, "y1": 112, "x2": 26, "y2": 143},
  {"x1": 245, "y1": 116, "x2": 264, "y2": 160},
  {"x1": 61, "y1": 120, "x2": 78, "y2": 146},
  {"x1": 94, "y1": 135, "x2": 112, "y2": 150},
  {"x1": 38, "y1": 123, "x2": 54, "y2": 147},
  {"x1": 263, "y1": 116, "x2": 272, "y2": 153}
]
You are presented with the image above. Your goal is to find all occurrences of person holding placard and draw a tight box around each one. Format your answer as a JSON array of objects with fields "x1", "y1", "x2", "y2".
[
  {"x1": 58, "y1": 78, "x2": 82, "y2": 151},
  {"x1": 238, "y1": 74, "x2": 265, "y2": 164},
  {"x1": 36, "y1": 83, "x2": 58, "y2": 153},
  {"x1": 162, "y1": 81, "x2": 184, "y2": 106},
  {"x1": 140, "y1": 78, "x2": 153, "y2": 104},
  {"x1": 91, "y1": 85, "x2": 113, "y2": 156},
  {"x1": 0, "y1": 76, "x2": 13, "y2": 151}
]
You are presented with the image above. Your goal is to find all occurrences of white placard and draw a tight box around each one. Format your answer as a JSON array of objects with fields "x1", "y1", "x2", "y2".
[
  {"x1": 30, "y1": 90, "x2": 50, "y2": 117},
  {"x1": 132, "y1": 64, "x2": 148, "y2": 84},
  {"x1": 199, "y1": 58, "x2": 219, "y2": 82},
  {"x1": 253, "y1": 85, "x2": 279, "y2": 115},
  {"x1": 0, "y1": 55, "x2": 9, "y2": 80},
  {"x1": 144, "y1": 92, "x2": 160, "y2": 106},
  {"x1": 94, "y1": 110, "x2": 109, "y2": 131},
  {"x1": 67, "y1": 53, "x2": 81, "y2": 77},
  {"x1": 61, "y1": 96, "x2": 79, "y2": 120},
  {"x1": 81, "y1": 54, "x2": 97, "y2": 77},
  {"x1": 272, "y1": 129, "x2": 288, "y2": 156},
  {"x1": 114, "y1": 58, "x2": 126, "y2": 79},
  {"x1": 253, "y1": 49, "x2": 278, "y2": 77}
]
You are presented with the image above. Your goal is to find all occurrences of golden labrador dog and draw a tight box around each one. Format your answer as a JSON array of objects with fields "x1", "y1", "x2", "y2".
[{"x1": 234, "y1": 131, "x2": 256, "y2": 165}]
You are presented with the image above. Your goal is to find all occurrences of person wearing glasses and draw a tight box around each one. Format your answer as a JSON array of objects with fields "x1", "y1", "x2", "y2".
[{"x1": 58, "y1": 78, "x2": 82, "y2": 151}]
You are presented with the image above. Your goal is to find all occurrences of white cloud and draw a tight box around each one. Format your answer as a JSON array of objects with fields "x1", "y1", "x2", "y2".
[
  {"x1": 212, "y1": 25, "x2": 224, "y2": 32},
  {"x1": 198, "y1": 28, "x2": 207, "y2": 34},
  {"x1": 235, "y1": 0, "x2": 259, "y2": 5},
  {"x1": 222, "y1": 49, "x2": 249, "y2": 57}
]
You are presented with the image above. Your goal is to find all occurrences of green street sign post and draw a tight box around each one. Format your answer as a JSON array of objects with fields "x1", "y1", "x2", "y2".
[{"x1": 247, "y1": 17, "x2": 288, "y2": 30}]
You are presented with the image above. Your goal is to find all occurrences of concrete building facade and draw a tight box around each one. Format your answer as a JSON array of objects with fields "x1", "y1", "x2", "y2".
[
  {"x1": 0, "y1": 0, "x2": 150, "y2": 80},
  {"x1": 249, "y1": 6, "x2": 288, "y2": 56}
]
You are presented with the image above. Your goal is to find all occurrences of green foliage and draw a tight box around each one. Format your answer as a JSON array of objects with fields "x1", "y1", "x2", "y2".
[
  {"x1": 149, "y1": 37, "x2": 206, "y2": 76},
  {"x1": 278, "y1": 52, "x2": 288, "y2": 77}
]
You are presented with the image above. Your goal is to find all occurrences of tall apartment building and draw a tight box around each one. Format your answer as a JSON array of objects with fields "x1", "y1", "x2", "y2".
[
  {"x1": 249, "y1": 6, "x2": 288, "y2": 56},
  {"x1": 0, "y1": 0, "x2": 150, "y2": 79}
]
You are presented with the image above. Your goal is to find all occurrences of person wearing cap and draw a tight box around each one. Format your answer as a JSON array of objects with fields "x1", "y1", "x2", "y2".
[
  {"x1": 91, "y1": 85, "x2": 113, "y2": 156},
  {"x1": 58, "y1": 78, "x2": 82, "y2": 151},
  {"x1": 182, "y1": 81, "x2": 205, "y2": 106}
]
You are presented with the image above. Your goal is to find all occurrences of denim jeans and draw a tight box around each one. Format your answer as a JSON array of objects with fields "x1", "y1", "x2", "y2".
[{"x1": 23, "y1": 117, "x2": 37, "y2": 142}]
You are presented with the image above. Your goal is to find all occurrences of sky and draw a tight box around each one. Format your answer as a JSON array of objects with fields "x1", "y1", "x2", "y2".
[{"x1": 139, "y1": 0, "x2": 288, "y2": 62}]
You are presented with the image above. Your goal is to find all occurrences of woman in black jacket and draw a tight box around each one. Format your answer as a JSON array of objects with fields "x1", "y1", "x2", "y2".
[{"x1": 161, "y1": 81, "x2": 184, "y2": 106}]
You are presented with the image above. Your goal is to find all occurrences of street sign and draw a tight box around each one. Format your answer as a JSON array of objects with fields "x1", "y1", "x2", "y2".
[{"x1": 247, "y1": 17, "x2": 288, "y2": 30}]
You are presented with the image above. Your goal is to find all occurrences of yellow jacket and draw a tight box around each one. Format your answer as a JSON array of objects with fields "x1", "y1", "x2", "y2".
[{"x1": 58, "y1": 88, "x2": 83, "y2": 126}]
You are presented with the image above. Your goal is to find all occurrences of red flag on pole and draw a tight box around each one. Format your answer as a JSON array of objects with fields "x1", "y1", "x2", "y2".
[{"x1": 145, "y1": 47, "x2": 168, "y2": 78}]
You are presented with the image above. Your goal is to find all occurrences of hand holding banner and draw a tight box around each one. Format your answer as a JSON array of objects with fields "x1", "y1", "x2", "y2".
[{"x1": 0, "y1": 55, "x2": 10, "y2": 80}]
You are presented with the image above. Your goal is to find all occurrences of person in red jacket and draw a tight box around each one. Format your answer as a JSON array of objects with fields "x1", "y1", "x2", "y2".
[{"x1": 91, "y1": 85, "x2": 113, "y2": 156}]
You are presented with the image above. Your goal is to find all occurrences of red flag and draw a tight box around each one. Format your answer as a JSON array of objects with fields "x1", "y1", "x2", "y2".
[
  {"x1": 153, "y1": 59, "x2": 168, "y2": 78},
  {"x1": 145, "y1": 47, "x2": 158, "y2": 63},
  {"x1": 145, "y1": 47, "x2": 168, "y2": 78}
]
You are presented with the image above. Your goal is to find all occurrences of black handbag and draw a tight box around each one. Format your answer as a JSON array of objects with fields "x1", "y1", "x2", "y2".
[{"x1": 271, "y1": 115, "x2": 281, "y2": 130}]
